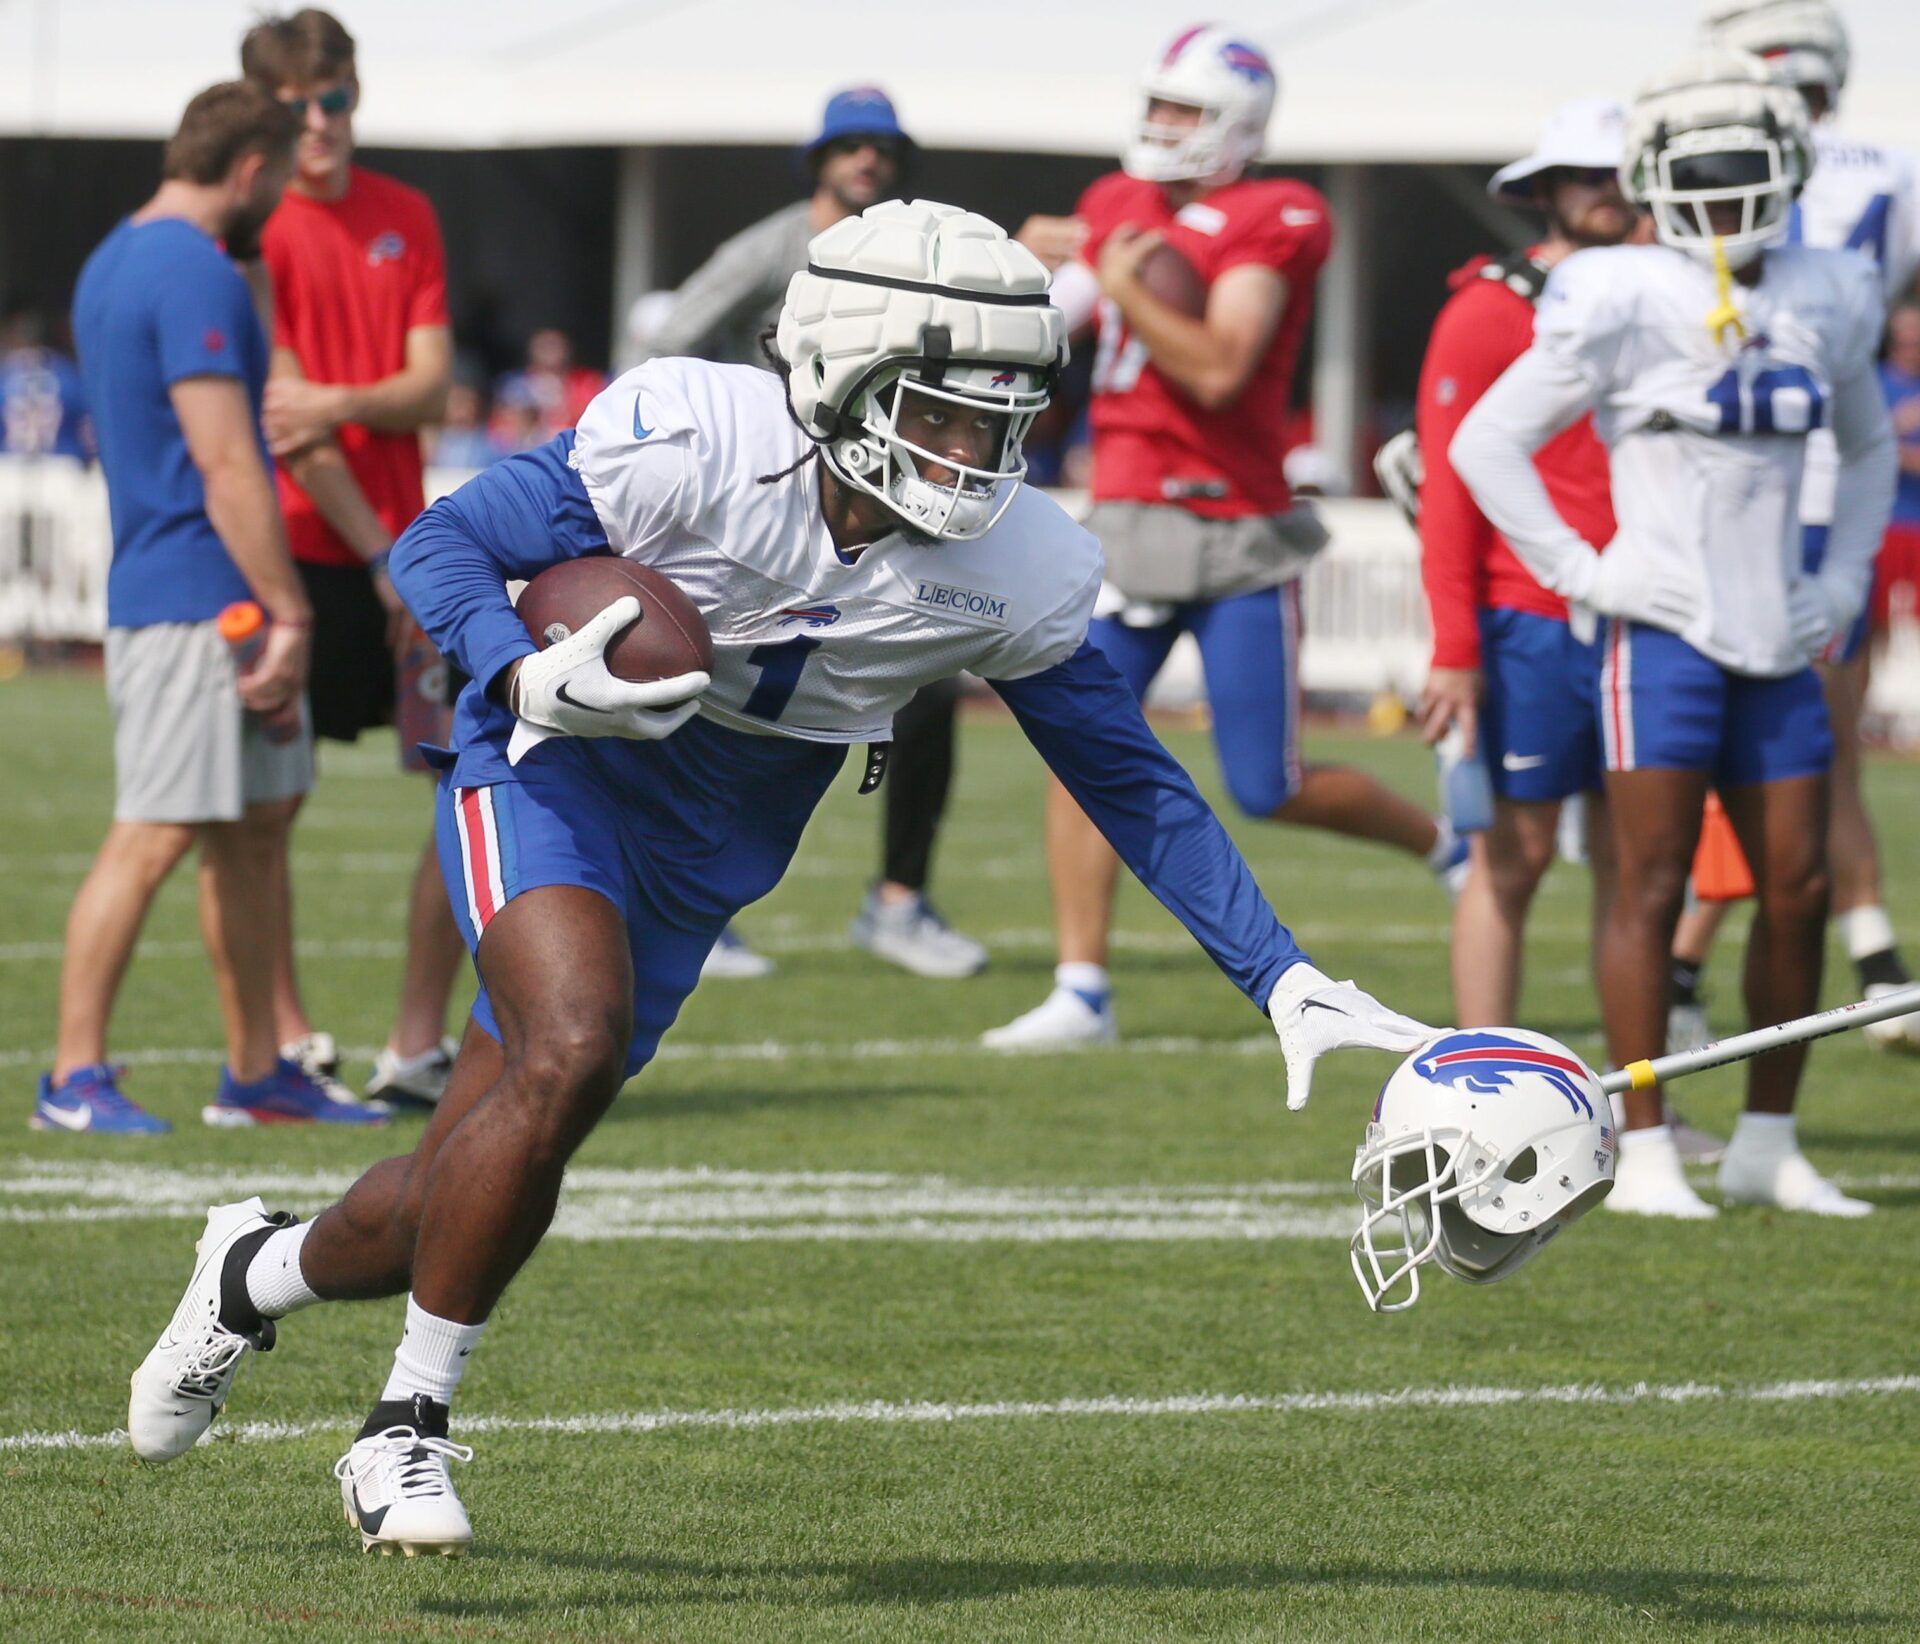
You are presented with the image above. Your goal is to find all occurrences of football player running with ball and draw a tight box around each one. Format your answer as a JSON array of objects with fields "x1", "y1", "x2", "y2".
[
  {"x1": 124, "y1": 201, "x2": 1433, "y2": 1555},
  {"x1": 988, "y1": 24, "x2": 1463, "y2": 1051},
  {"x1": 1453, "y1": 52, "x2": 1896, "y2": 1220}
]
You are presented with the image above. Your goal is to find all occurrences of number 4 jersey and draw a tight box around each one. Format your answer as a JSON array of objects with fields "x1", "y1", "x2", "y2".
[
  {"x1": 1531, "y1": 240, "x2": 1885, "y2": 674},
  {"x1": 568, "y1": 357, "x2": 1102, "y2": 744}
]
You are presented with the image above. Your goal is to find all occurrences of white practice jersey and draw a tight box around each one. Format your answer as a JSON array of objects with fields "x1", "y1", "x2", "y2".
[
  {"x1": 1457, "y1": 242, "x2": 1888, "y2": 676},
  {"x1": 1792, "y1": 124, "x2": 1920, "y2": 524},
  {"x1": 567, "y1": 359, "x2": 1103, "y2": 744}
]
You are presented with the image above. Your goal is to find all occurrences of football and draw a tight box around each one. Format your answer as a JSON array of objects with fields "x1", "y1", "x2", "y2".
[
  {"x1": 1138, "y1": 239, "x2": 1208, "y2": 317},
  {"x1": 515, "y1": 556, "x2": 714, "y2": 686}
]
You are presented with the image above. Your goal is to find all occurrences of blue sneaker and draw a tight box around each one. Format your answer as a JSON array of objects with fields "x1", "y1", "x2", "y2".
[
  {"x1": 203, "y1": 1057, "x2": 391, "y2": 1128},
  {"x1": 32, "y1": 1063, "x2": 171, "y2": 1134}
]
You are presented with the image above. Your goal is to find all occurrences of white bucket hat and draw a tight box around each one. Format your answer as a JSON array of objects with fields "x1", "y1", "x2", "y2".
[{"x1": 1488, "y1": 97, "x2": 1628, "y2": 204}]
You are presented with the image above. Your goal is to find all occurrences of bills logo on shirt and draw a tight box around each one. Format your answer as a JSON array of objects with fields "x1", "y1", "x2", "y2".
[
  {"x1": 203, "y1": 328, "x2": 226, "y2": 354},
  {"x1": 367, "y1": 231, "x2": 407, "y2": 266}
]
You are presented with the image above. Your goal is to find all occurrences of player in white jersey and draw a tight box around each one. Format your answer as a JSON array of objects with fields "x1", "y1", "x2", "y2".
[
  {"x1": 1675, "y1": 1, "x2": 1920, "y2": 1050},
  {"x1": 1453, "y1": 52, "x2": 1896, "y2": 1220},
  {"x1": 119, "y1": 200, "x2": 1435, "y2": 1554}
]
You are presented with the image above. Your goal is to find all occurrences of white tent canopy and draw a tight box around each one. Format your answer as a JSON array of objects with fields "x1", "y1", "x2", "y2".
[{"x1": 5, "y1": 0, "x2": 1920, "y2": 161}]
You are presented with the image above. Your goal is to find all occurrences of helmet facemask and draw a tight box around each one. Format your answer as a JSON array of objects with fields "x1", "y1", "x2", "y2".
[
  {"x1": 1636, "y1": 122, "x2": 1801, "y2": 269},
  {"x1": 1350, "y1": 1123, "x2": 1475, "y2": 1314},
  {"x1": 1124, "y1": 96, "x2": 1261, "y2": 185},
  {"x1": 824, "y1": 360, "x2": 1049, "y2": 541}
]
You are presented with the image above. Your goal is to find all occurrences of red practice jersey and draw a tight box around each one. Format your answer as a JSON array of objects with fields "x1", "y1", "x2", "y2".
[
  {"x1": 1415, "y1": 251, "x2": 1616, "y2": 670},
  {"x1": 264, "y1": 166, "x2": 449, "y2": 568},
  {"x1": 1077, "y1": 171, "x2": 1331, "y2": 519}
]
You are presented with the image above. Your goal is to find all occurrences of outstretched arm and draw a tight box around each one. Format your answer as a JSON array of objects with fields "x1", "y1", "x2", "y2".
[{"x1": 991, "y1": 642, "x2": 1435, "y2": 1104}]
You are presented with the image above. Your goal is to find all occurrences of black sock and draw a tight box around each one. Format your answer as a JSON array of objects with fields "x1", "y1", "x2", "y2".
[
  {"x1": 1670, "y1": 958, "x2": 1704, "y2": 1007},
  {"x1": 1856, "y1": 948, "x2": 1913, "y2": 990},
  {"x1": 359, "y1": 1392, "x2": 450, "y2": 1442},
  {"x1": 217, "y1": 1215, "x2": 295, "y2": 1340}
]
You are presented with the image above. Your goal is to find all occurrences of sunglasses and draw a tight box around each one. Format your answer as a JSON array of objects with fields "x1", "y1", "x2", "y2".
[
  {"x1": 280, "y1": 83, "x2": 356, "y2": 119},
  {"x1": 1552, "y1": 167, "x2": 1619, "y2": 189},
  {"x1": 823, "y1": 136, "x2": 903, "y2": 163}
]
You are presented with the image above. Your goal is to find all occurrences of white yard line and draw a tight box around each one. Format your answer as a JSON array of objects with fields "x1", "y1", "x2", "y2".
[{"x1": 4, "y1": 1373, "x2": 1914, "y2": 1455}]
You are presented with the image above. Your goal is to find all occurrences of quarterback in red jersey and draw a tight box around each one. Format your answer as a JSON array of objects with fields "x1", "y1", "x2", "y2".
[
  {"x1": 988, "y1": 24, "x2": 1459, "y2": 1050},
  {"x1": 1412, "y1": 99, "x2": 1632, "y2": 1033},
  {"x1": 242, "y1": 9, "x2": 463, "y2": 1112}
]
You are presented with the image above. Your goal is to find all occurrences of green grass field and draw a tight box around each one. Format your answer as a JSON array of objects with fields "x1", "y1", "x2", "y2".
[{"x1": 1, "y1": 667, "x2": 1916, "y2": 1641}]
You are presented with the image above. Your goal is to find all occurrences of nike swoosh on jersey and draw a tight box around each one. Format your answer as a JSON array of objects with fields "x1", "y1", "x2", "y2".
[
  {"x1": 35, "y1": 1102, "x2": 92, "y2": 1132},
  {"x1": 1502, "y1": 752, "x2": 1548, "y2": 771},
  {"x1": 554, "y1": 682, "x2": 613, "y2": 714},
  {"x1": 633, "y1": 396, "x2": 653, "y2": 440}
]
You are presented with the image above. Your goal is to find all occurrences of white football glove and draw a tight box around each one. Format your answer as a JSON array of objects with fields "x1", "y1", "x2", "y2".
[
  {"x1": 1269, "y1": 963, "x2": 1439, "y2": 1112},
  {"x1": 1372, "y1": 427, "x2": 1424, "y2": 526},
  {"x1": 1562, "y1": 543, "x2": 1700, "y2": 646},
  {"x1": 511, "y1": 596, "x2": 709, "y2": 742}
]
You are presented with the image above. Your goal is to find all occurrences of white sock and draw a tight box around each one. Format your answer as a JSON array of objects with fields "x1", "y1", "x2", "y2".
[
  {"x1": 1728, "y1": 1110, "x2": 1796, "y2": 1156},
  {"x1": 380, "y1": 1296, "x2": 487, "y2": 1406},
  {"x1": 1426, "y1": 815, "x2": 1460, "y2": 871},
  {"x1": 1055, "y1": 962, "x2": 1110, "y2": 1001},
  {"x1": 246, "y1": 1221, "x2": 321, "y2": 1319},
  {"x1": 1839, "y1": 905, "x2": 1897, "y2": 962},
  {"x1": 1619, "y1": 1122, "x2": 1677, "y2": 1160}
]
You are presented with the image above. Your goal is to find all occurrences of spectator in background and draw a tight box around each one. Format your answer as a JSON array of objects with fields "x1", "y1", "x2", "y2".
[
  {"x1": 1879, "y1": 299, "x2": 1920, "y2": 631},
  {"x1": 428, "y1": 380, "x2": 506, "y2": 470},
  {"x1": 242, "y1": 7, "x2": 464, "y2": 1112},
  {"x1": 0, "y1": 308, "x2": 91, "y2": 461},
  {"x1": 44, "y1": 81, "x2": 384, "y2": 1134},
  {"x1": 634, "y1": 87, "x2": 991, "y2": 981},
  {"x1": 490, "y1": 329, "x2": 605, "y2": 447}
]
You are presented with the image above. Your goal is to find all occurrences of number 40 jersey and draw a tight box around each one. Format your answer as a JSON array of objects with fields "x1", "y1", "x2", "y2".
[{"x1": 1532, "y1": 240, "x2": 1885, "y2": 674}]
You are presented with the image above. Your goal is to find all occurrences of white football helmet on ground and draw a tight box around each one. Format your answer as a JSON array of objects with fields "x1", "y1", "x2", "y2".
[
  {"x1": 776, "y1": 200, "x2": 1065, "y2": 540},
  {"x1": 1702, "y1": 1, "x2": 1850, "y2": 111},
  {"x1": 1622, "y1": 48, "x2": 1813, "y2": 269},
  {"x1": 1124, "y1": 24, "x2": 1277, "y2": 185},
  {"x1": 1351, "y1": 1029, "x2": 1615, "y2": 1313}
]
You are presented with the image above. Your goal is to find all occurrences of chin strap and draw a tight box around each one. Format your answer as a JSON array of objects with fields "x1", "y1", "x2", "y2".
[{"x1": 1705, "y1": 235, "x2": 1747, "y2": 348}]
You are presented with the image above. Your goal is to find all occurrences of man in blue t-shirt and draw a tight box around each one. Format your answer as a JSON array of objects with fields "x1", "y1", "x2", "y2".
[
  {"x1": 41, "y1": 81, "x2": 385, "y2": 1135},
  {"x1": 0, "y1": 310, "x2": 91, "y2": 460}
]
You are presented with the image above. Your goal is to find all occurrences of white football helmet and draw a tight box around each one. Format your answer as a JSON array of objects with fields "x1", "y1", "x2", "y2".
[
  {"x1": 1351, "y1": 1029, "x2": 1615, "y2": 1313},
  {"x1": 776, "y1": 200, "x2": 1065, "y2": 541},
  {"x1": 1124, "y1": 24, "x2": 1277, "y2": 185},
  {"x1": 1702, "y1": 1, "x2": 1850, "y2": 112},
  {"x1": 1622, "y1": 49, "x2": 1813, "y2": 270}
]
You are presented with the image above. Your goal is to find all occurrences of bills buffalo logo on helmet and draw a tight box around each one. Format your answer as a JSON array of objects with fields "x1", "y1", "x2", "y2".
[
  {"x1": 1219, "y1": 41, "x2": 1274, "y2": 83},
  {"x1": 1405, "y1": 1032, "x2": 1596, "y2": 1118},
  {"x1": 777, "y1": 604, "x2": 842, "y2": 629},
  {"x1": 990, "y1": 371, "x2": 1019, "y2": 387}
]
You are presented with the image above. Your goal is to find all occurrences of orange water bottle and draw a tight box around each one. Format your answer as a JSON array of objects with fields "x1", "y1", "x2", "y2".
[{"x1": 217, "y1": 601, "x2": 300, "y2": 745}]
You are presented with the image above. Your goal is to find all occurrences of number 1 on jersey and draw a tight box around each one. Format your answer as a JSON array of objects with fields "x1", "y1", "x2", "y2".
[{"x1": 742, "y1": 635, "x2": 821, "y2": 721}]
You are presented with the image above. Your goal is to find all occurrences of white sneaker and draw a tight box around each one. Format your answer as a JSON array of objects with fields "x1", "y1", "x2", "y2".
[
  {"x1": 365, "y1": 1038, "x2": 459, "y2": 1111},
  {"x1": 1862, "y1": 981, "x2": 1920, "y2": 1052},
  {"x1": 1666, "y1": 1001, "x2": 1713, "y2": 1056},
  {"x1": 128, "y1": 1197, "x2": 285, "y2": 1462},
  {"x1": 283, "y1": 1032, "x2": 388, "y2": 1113},
  {"x1": 336, "y1": 1427, "x2": 475, "y2": 1556},
  {"x1": 849, "y1": 889, "x2": 988, "y2": 979},
  {"x1": 1607, "y1": 1129, "x2": 1718, "y2": 1219},
  {"x1": 1719, "y1": 1146, "x2": 1873, "y2": 1217},
  {"x1": 700, "y1": 924, "x2": 775, "y2": 980},
  {"x1": 981, "y1": 986, "x2": 1117, "y2": 1050}
]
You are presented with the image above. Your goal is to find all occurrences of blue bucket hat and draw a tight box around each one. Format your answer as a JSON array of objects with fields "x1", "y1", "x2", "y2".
[{"x1": 803, "y1": 86, "x2": 917, "y2": 166}]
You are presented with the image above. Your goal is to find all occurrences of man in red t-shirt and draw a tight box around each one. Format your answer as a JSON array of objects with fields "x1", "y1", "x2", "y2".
[
  {"x1": 987, "y1": 24, "x2": 1458, "y2": 1050},
  {"x1": 241, "y1": 9, "x2": 461, "y2": 1110},
  {"x1": 1411, "y1": 100, "x2": 1632, "y2": 1030}
]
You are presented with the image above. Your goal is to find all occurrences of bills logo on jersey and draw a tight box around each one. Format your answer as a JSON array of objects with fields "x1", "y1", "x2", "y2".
[
  {"x1": 367, "y1": 231, "x2": 407, "y2": 266},
  {"x1": 777, "y1": 604, "x2": 841, "y2": 629},
  {"x1": 1409, "y1": 1032, "x2": 1597, "y2": 1118}
]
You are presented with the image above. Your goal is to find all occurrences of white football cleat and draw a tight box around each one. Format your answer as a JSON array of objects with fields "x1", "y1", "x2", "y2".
[
  {"x1": 981, "y1": 985, "x2": 1117, "y2": 1050},
  {"x1": 1719, "y1": 1147, "x2": 1872, "y2": 1217},
  {"x1": 700, "y1": 924, "x2": 775, "y2": 980},
  {"x1": 337, "y1": 1428, "x2": 475, "y2": 1556},
  {"x1": 1862, "y1": 982, "x2": 1920, "y2": 1052},
  {"x1": 1606, "y1": 1129, "x2": 1718, "y2": 1220},
  {"x1": 128, "y1": 1197, "x2": 284, "y2": 1462},
  {"x1": 849, "y1": 889, "x2": 988, "y2": 979}
]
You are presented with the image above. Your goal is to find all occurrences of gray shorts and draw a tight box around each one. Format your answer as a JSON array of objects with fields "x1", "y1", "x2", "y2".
[
  {"x1": 105, "y1": 621, "x2": 313, "y2": 824},
  {"x1": 1085, "y1": 499, "x2": 1331, "y2": 604}
]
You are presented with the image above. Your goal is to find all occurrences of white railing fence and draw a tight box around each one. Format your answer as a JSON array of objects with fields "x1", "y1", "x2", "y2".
[{"x1": 4, "y1": 457, "x2": 1917, "y2": 742}]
